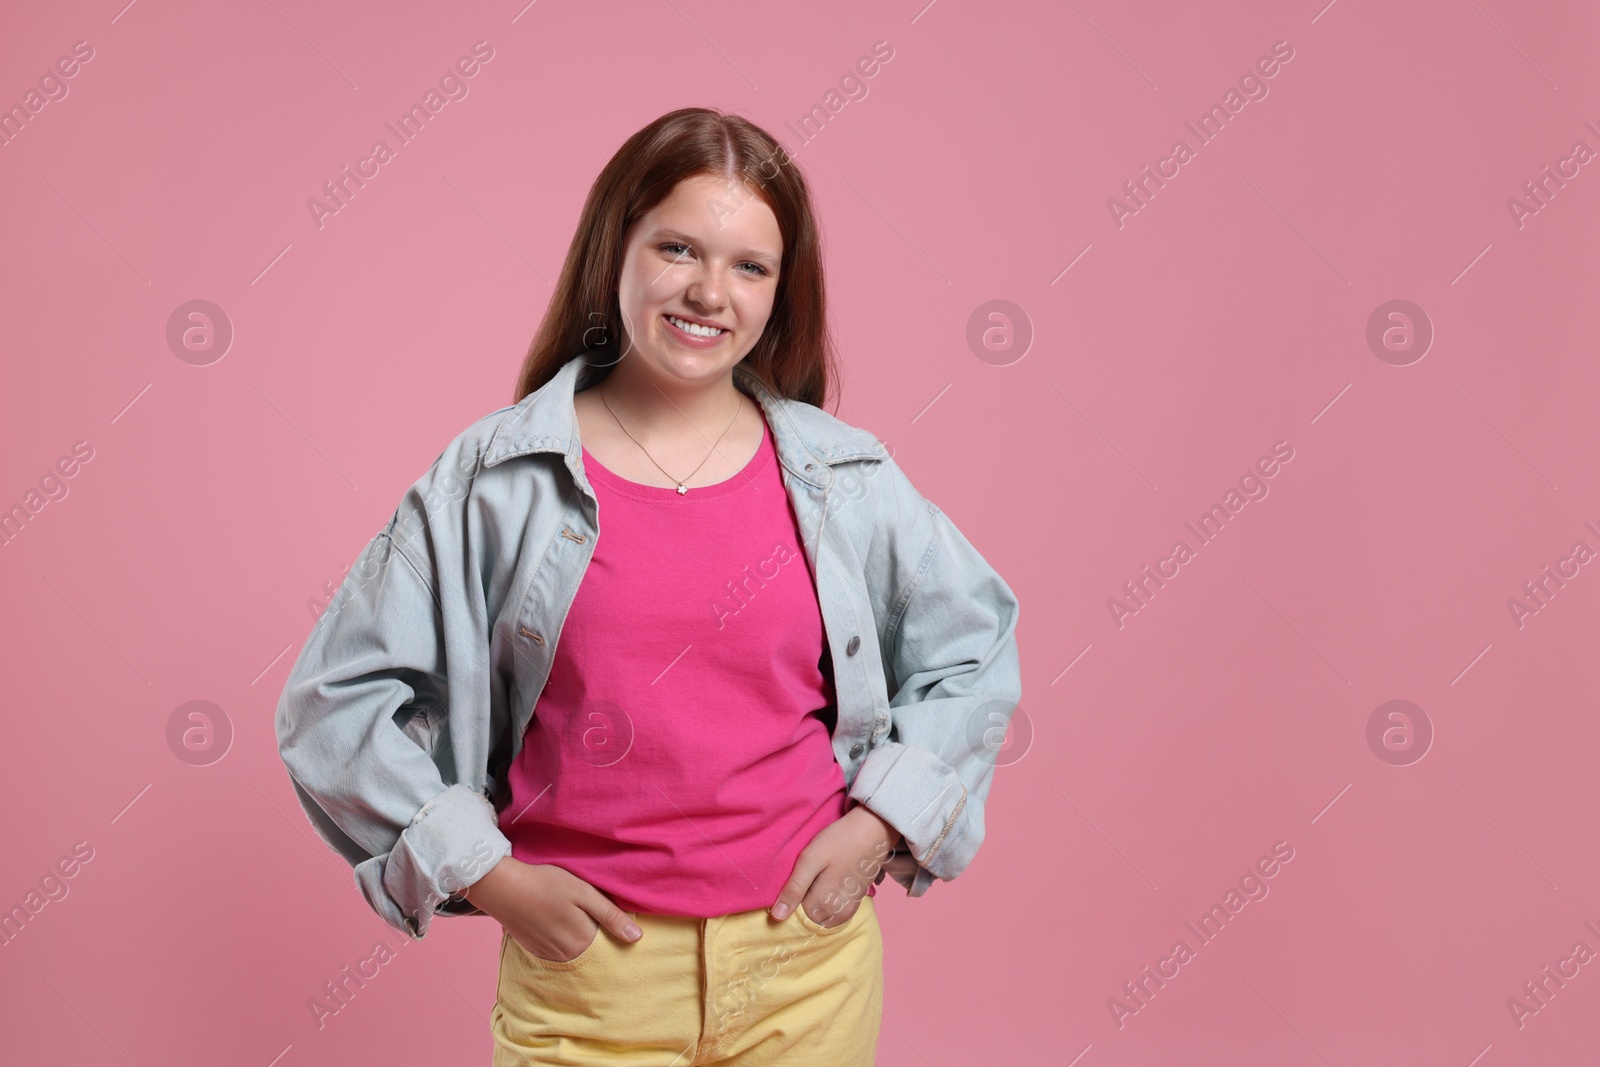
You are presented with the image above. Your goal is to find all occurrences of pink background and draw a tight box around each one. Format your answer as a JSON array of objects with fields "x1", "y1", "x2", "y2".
[{"x1": 3, "y1": 0, "x2": 1598, "y2": 1064}]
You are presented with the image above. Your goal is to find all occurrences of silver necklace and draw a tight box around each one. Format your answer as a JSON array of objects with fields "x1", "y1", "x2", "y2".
[{"x1": 599, "y1": 384, "x2": 744, "y2": 495}]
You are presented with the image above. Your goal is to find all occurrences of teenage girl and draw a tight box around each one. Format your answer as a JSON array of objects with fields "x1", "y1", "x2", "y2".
[{"x1": 278, "y1": 106, "x2": 1022, "y2": 1066}]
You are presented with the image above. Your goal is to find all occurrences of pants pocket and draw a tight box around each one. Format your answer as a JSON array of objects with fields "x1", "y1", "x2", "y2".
[
  {"x1": 795, "y1": 897, "x2": 864, "y2": 936},
  {"x1": 509, "y1": 924, "x2": 606, "y2": 970}
]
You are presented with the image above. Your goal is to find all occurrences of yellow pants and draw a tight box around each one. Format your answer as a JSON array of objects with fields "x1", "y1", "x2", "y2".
[{"x1": 491, "y1": 896, "x2": 883, "y2": 1065}]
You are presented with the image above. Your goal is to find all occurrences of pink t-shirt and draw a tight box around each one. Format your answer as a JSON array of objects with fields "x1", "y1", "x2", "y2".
[{"x1": 498, "y1": 412, "x2": 874, "y2": 915}]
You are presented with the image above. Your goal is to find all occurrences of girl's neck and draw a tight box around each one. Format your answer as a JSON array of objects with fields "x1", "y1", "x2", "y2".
[
  {"x1": 573, "y1": 360, "x2": 765, "y2": 490},
  {"x1": 589, "y1": 362, "x2": 750, "y2": 435}
]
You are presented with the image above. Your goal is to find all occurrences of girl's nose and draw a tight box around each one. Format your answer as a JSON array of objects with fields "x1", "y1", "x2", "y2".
[{"x1": 685, "y1": 271, "x2": 727, "y2": 312}]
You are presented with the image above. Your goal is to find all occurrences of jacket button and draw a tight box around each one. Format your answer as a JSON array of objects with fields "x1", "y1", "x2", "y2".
[
  {"x1": 846, "y1": 636, "x2": 860, "y2": 656},
  {"x1": 805, "y1": 463, "x2": 815, "y2": 472},
  {"x1": 849, "y1": 743, "x2": 865, "y2": 759}
]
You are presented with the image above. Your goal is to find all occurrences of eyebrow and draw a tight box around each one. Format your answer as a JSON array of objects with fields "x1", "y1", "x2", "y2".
[{"x1": 653, "y1": 228, "x2": 780, "y2": 270}]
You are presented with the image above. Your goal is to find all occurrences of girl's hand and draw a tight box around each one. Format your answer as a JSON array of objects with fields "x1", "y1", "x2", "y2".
[
  {"x1": 770, "y1": 803, "x2": 900, "y2": 928},
  {"x1": 464, "y1": 856, "x2": 643, "y2": 962}
]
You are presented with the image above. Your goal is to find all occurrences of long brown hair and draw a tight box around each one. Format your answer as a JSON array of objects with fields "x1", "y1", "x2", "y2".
[{"x1": 512, "y1": 107, "x2": 839, "y2": 410}]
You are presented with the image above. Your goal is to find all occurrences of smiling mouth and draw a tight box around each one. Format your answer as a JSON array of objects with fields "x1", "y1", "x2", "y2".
[{"x1": 664, "y1": 314, "x2": 727, "y2": 339}]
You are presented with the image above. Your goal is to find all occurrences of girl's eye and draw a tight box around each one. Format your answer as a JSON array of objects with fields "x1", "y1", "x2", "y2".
[{"x1": 660, "y1": 243, "x2": 768, "y2": 277}]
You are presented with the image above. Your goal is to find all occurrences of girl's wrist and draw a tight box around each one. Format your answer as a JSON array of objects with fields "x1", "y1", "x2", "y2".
[
  {"x1": 462, "y1": 853, "x2": 512, "y2": 910},
  {"x1": 849, "y1": 802, "x2": 899, "y2": 852}
]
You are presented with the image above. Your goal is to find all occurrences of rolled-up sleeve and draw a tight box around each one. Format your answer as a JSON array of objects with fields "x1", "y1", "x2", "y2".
[
  {"x1": 847, "y1": 475, "x2": 1023, "y2": 896},
  {"x1": 274, "y1": 496, "x2": 512, "y2": 940}
]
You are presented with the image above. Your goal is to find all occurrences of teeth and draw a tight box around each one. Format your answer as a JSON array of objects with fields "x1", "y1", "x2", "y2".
[{"x1": 667, "y1": 315, "x2": 725, "y2": 338}]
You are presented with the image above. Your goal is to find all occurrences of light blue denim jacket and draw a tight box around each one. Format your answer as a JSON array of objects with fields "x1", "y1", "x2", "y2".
[{"x1": 274, "y1": 355, "x2": 1023, "y2": 940}]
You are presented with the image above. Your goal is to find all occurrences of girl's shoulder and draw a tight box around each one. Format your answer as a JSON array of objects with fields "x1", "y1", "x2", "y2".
[{"x1": 766, "y1": 393, "x2": 891, "y2": 466}]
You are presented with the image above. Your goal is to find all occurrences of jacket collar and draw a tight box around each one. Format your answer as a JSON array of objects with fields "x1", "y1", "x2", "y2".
[{"x1": 481, "y1": 356, "x2": 887, "y2": 490}]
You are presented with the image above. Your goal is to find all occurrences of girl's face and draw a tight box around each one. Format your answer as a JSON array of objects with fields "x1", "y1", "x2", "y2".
[{"x1": 614, "y1": 173, "x2": 783, "y2": 389}]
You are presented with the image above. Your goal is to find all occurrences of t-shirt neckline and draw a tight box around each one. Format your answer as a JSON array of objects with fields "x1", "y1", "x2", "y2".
[{"x1": 581, "y1": 415, "x2": 773, "y2": 502}]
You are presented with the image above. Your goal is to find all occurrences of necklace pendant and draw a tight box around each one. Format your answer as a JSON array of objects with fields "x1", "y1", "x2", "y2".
[{"x1": 676, "y1": 484, "x2": 687, "y2": 495}]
